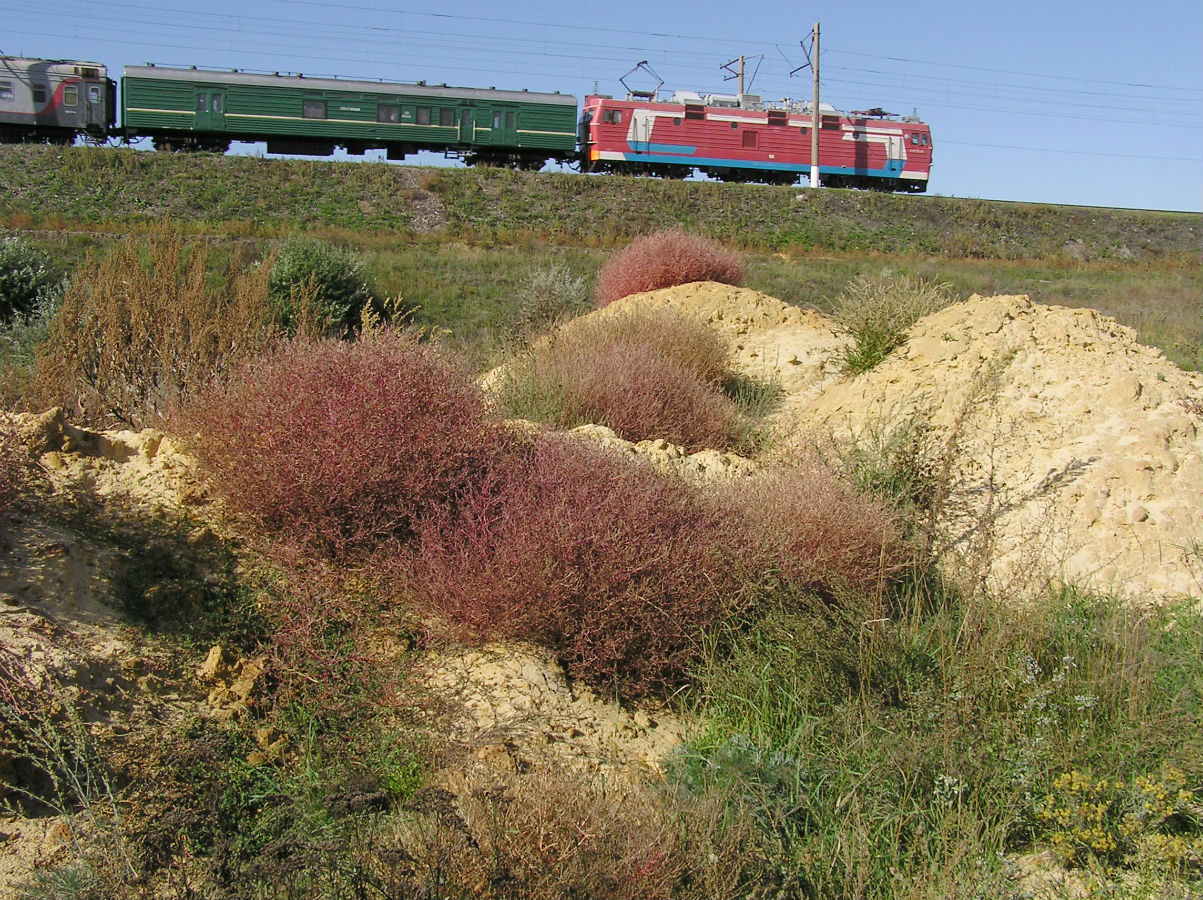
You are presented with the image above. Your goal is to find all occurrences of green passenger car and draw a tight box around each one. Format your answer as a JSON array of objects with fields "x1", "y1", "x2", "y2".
[{"x1": 121, "y1": 65, "x2": 577, "y2": 167}]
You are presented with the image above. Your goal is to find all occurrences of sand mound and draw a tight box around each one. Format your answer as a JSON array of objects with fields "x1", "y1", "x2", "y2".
[
  {"x1": 793, "y1": 294, "x2": 1202, "y2": 599},
  {"x1": 600, "y1": 284, "x2": 1201, "y2": 600}
]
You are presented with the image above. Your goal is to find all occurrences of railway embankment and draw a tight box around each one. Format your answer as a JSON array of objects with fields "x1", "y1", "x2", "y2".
[{"x1": 1, "y1": 143, "x2": 1199, "y2": 259}]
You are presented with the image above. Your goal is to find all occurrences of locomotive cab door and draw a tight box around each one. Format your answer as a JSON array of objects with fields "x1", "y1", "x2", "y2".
[
  {"x1": 885, "y1": 134, "x2": 905, "y2": 173},
  {"x1": 194, "y1": 89, "x2": 227, "y2": 132},
  {"x1": 459, "y1": 108, "x2": 474, "y2": 143}
]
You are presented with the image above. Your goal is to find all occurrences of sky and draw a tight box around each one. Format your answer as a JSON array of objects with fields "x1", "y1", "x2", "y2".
[{"x1": 5, "y1": 0, "x2": 1202, "y2": 212}]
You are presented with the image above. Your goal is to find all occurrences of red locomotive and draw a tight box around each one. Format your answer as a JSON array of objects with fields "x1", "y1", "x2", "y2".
[{"x1": 580, "y1": 89, "x2": 931, "y2": 192}]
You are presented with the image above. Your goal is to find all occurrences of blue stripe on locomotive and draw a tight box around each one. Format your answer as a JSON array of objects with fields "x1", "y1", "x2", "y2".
[{"x1": 615, "y1": 149, "x2": 906, "y2": 179}]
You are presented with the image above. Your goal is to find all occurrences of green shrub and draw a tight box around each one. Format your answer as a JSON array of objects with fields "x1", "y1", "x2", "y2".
[
  {"x1": 269, "y1": 237, "x2": 378, "y2": 337},
  {"x1": 0, "y1": 295, "x2": 58, "y2": 409},
  {"x1": 834, "y1": 271, "x2": 957, "y2": 374},
  {"x1": 0, "y1": 236, "x2": 64, "y2": 322},
  {"x1": 513, "y1": 262, "x2": 590, "y2": 337}
]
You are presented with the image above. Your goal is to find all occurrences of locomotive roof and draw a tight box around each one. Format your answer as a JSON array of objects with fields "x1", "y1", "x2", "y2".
[
  {"x1": 591, "y1": 90, "x2": 842, "y2": 116},
  {"x1": 1, "y1": 56, "x2": 108, "y2": 74},
  {"x1": 589, "y1": 90, "x2": 926, "y2": 124},
  {"x1": 123, "y1": 65, "x2": 576, "y2": 106}
]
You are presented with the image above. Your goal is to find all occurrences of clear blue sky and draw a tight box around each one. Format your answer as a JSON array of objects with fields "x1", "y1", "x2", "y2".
[{"x1": 6, "y1": 0, "x2": 1202, "y2": 211}]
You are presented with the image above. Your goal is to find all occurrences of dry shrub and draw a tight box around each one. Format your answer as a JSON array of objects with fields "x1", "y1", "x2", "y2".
[
  {"x1": 497, "y1": 308, "x2": 740, "y2": 451},
  {"x1": 410, "y1": 434, "x2": 744, "y2": 697},
  {"x1": 396, "y1": 769, "x2": 747, "y2": 900},
  {"x1": 715, "y1": 451, "x2": 908, "y2": 598},
  {"x1": 179, "y1": 330, "x2": 500, "y2": 560},
  {"x1": 834, "y1": 271, "x2": 957, "y2": 375},
  {"x1": 30, "y1": 229, "x2": 285, "y2": 428},
  {"x1": 595, "y1": 228, "x2": 743, "y2": 307},
  {"x1": 0, "y1": 419, "x2": 28, "y2": 533}
]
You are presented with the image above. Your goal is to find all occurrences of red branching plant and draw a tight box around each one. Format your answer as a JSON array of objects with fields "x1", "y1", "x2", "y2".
[
  {"x1": 713, "y1": 452, "x2": 908, "y2": 598},
  {"x1": 409, "y1": 434, "x2": 745, "y2": 697},
  {"x1": 178, "y1": 330, "x2": 500, "y2": 559},
  {"x1": 498, "y1": 308, "x2": 740, "y2": 451},
  {"x1": 595, "y1": 229, "x2": 744, "y2": 307}
]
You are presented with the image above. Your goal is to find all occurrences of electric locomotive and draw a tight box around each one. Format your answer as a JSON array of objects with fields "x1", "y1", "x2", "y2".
[{"x1": 580, "y1": 90, "x2": 931, "y2": 191}]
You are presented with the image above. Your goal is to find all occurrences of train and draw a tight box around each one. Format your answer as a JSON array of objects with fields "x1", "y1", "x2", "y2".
[{"x1": 0, "y1": 54, "x2": 932, "y2": 191}]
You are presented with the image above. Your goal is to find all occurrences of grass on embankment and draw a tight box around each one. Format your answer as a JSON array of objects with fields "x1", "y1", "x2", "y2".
[
  {"x1": 2, "y1": 143, "x2": 1199, "y2": 370},
  {"x1": 3, "y1": 143, "x2": 1200, "y2": 258}
]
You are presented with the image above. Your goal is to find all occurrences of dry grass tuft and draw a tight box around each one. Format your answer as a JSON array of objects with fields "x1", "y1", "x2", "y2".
[{"x1": 30, "y1": 228, "x2": 287, "y2": 428}]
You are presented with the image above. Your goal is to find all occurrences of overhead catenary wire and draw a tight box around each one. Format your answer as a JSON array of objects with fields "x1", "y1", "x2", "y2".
[{"x1": 5, "y1": 0, "x2": 1198, "y2": 181}]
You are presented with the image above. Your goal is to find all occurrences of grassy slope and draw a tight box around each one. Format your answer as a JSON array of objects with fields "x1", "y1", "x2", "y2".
[{"x1": 3, "y1": 144, "x2": 1200, "y2": 256}]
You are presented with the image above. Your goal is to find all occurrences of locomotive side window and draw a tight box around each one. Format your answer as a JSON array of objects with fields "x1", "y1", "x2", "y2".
[
  {"x1": 439, "y1": 108, "x2": 454, "y2": 127},
  {"x1": 87, "y1": 85, "x2": 101, "y2": 103},
  {"x1": 601, "y1": 109, "x2": 623, "y2": 124},
  {"x1": 303, "y1": 99, "x2": 327, "y2": 119},
  {"x1": 377, "y1": 104, "x2": 399, "y2": 123},
  {"x1": 506, "y1": 111, "x2": 516, "y2": 130},
  {"x1": 0, "y1": 81, "x2": 14, "y2": 102},
  {"x1": 32, "y1": 84, "x2": 47, "y2": 104},
  {"x1": 196, "y1": 94, "x2": 208, "y2": 112},
  {"x1": 62, "y1": 85, "x2": 79, "y2": 107},
  {"x1": 416, "y1": 107, "x2": 430, "y2": 125},
  {"x1": 211, "y1": 94, "x2": 223, "y2": 114},
  {"x1": 492, "y1": 111, "x2": 501, "y2": 128}
]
